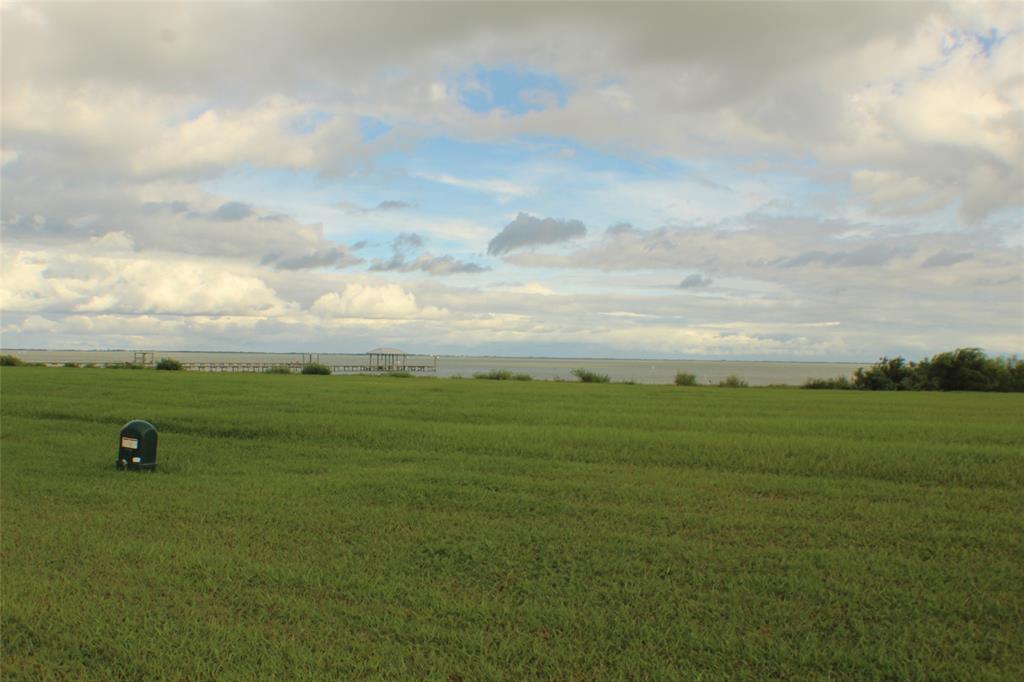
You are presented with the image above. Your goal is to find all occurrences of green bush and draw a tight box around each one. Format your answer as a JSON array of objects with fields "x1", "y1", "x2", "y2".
[
  {"x1": 512, "y1": 373, "x2": 533, "y2": 381},
  {"x1": 474, "y1": 369, "x2": 513, "y2": 380},
  {"x1": 1, "y1": 354, "x2": 25, "y2": 366},
  {"x1": 852, "y1": 349, "x2": 1023, "y2": 392},
  {"x1": 301, "y1": 363, "x2": 331, "y2": 375},
  {"x1": 674, "y1": 372, "x2": 697, "y2": 386},
  {"x1": 571, "y1": 368, "x2": 610, "y2": 383},
  {"x1": 155, "y1": 358, "x2": 183, "y2": 371},
  {"x1": 105, "y1": 362, "x2": 144, "y2": 370},
  {"x1": 803, "y1": 376, "x2": 852, "y2": 390},
  {"x1": 718, "y1": 375, "x2": 748, "y2": 388},
  {"x1": 62, "y1": 362, "x2": 79, "y2": 368},
  {"x1": 852, "y1": 356, "x2": 916, "y2": 390},
  {"x1": 386, "y1": 371, "x2": 414, "y2": 378},
  {"x1": 264, "y1": 366, "x2": 293, "y2": 374}
]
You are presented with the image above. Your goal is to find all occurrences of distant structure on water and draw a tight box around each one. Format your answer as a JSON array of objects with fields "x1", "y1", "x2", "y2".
[
  {"x1": 367, "y1": 347, "x2": 411, "y2": 371},
  {"x1": 156, "y1": 347, "x2": 436, "y2": 374},
  {"x1": 15, "y1": 348, "x2": 437, "y2": 374}
]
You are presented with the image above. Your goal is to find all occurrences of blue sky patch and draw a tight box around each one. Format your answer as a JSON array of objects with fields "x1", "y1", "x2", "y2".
[
  {"x1": 975, "y1": 28, "x2": 1004, "y2": 57},
  {"x1": 289, "y1": 111, "x2": 334, "y2": 135},
  {"x1": 359, "y1": 116, "x2": 393, "y2": 142},
  {"x1": 458, "y1": 65, "x2": 569, "y2": 115}
]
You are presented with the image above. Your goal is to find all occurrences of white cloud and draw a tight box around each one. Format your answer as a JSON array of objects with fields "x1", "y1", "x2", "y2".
[
  {"x1": 415, "y1": 172, "x2": 533, "y2": 200},
  {"x1": 4, "y1": 85, "x2": 363, "y2": 179},
  {"x1": 490, "y1": 282, "x2": 555, "y2": 296},
  {"x1": 2, "y1": 2, "x2": 1021, "y2": 359},
  {"x1": 1, "y1": 242, "x2": 296, "y2": 317},
  {"x1": 311, "y1": 282, "x2": 447, "y2": 320}
]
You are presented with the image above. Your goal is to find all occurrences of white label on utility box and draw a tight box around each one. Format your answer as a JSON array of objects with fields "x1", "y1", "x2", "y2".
[
  {"x1": 131, "y1": 456, "x2": 141, "y2": 463},
  {"x1": 121, "y1": 436, "x2": 139, "y2": 449}
]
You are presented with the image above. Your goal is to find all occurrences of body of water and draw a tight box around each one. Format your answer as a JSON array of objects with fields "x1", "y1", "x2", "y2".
[{"x1": 5, "y1": 349, "x2": 866, "y2": 386}]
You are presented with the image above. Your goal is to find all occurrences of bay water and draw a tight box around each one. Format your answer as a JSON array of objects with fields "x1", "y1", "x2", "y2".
[{"x1": 6, "y1": 349, "x2": 866, "y2": 386}]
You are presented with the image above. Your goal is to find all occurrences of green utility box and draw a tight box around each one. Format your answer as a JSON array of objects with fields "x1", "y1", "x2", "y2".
[{"x1": 117, "y1": 420, "x2": 158, "y2": 471}]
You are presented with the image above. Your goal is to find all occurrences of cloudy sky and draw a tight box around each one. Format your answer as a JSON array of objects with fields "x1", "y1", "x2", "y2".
[{"x1": 2, "y1": 2, "x2": 1021, "y2": 360}]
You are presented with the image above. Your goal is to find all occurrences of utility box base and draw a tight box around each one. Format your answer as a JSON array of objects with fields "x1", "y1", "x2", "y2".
[{"x1": 117, "y1": 420, "x2": 158, "y2": 471}]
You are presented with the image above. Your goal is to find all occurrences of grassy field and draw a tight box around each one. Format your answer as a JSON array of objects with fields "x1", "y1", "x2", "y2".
[{"x1": 2, "y1": 367, "x2": 1022, "y2": 679}]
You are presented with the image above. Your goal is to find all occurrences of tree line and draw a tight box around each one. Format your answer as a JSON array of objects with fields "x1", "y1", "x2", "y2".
[{"x1": 806, "y1": 348, "x2": 1024, "y2": 392}]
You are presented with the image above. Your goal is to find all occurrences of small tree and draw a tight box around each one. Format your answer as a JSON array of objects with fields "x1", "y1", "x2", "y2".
[
  {"x1": 919, "y1": 348, "x2": 994, "y2": 391},
  {"x1": 156, "y1": 357, "x2": 183, "y2": 371},
  {"x1": 852, "y1": 356, "x2": 915, "y2": 390}
]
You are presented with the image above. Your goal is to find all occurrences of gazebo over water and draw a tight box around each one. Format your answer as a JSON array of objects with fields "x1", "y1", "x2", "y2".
[{"x1": 367, "y1": 347, "x2": 409, "y2": 371}]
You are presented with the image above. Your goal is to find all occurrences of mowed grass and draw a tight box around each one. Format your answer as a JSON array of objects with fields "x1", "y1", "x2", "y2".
[{"x1": 2, "y1": 368, "x2": 1022, "y2": 680}]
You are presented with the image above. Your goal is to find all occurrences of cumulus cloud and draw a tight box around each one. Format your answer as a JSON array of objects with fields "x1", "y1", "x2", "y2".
[
  {"x1": 2, "y1": 2, "x2": 1021, "y2": 359},
  {"x1": 210, "y1": 201, "x2": 254, "y2": 221},
  {"x1": 1, "y1": 243, "x2": 295, "y2": 317},
  {"x1": 311, "y1": 282, "x2": 446, "y2": 319},
  {"x1": 394, "y1": 232, "x2": 424, "y2": 250},
  {"x1": 261, "y1": 246, "x2": 363, "y2": 271},
  {"x1": 368, "y1": 232, "x2": 488, "y2": 276},
  {"x1": 371, "y1": 253, "x2": 490, "y2": 276},
  {"x1": 488, "y1": 212, "x2": 587, "y2": 255},
  {"x1": 679, "y1": 274, "x2": 713, "y2": 289},
  {"x1": 1, "y1": 172, "x2": 346, "y2": 264}
]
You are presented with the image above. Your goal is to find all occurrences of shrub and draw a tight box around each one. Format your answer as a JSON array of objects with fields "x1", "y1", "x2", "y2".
[
  {"x1": 992, "y1": 355, "x2": 1024, "y2": 392},
  {"x1": 155, "y1": 357, "x2": 183, "y2": 371},
  {"x1": 718, "y1": 375, "x2": 748, "y2": 388},
  {"x1": 1, "y1": 354, "x2": 25, "y2": 366},
  {"x1": 850, "y1": 348, "x2": 1024, "y2": 392},
  {"x1": 301, "y1": 363, "x2": 331, "y2": 375},
  {"x1": 674, "y1": 372, "x2": 698, "y2": 386},
  {"x1": 474, "y1": 369, "x2": 513, "y2": 380},
  {"x1": 106, "y1": 362, "x2": 144, "y2": 370},
  {"x1": 472, "y1": 370, "x2": 530, "y2": 381},
  {"x1": 918, "y1": 348, "x2": 1000, "y2": 392},
  {"x1": 852, "y1": 356, "x2": 916, "y2": 390},
  {"x1": 63, "y1": 362, "x2": 78, "y2": 368},
  {"x1": 265, "y1": 366, "x2": 293, "y2": 374},
  {"x1": 803, "y1": 376, "x2": 852, "y2": 390},
  {"x1": 571, "y1": 368, "x2": 610, "y2": 383},
  {"x1": 386, "y1": 371, "x2": 414, "y2": 378}
]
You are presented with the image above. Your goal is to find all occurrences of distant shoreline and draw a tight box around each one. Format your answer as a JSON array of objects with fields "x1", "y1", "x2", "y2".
[
  {"x1": 2, "y1": 349, "x2": 871, "y2": 386},
  {"x1": 2, "y1": 347, "x2": 872, "y2": 365}
]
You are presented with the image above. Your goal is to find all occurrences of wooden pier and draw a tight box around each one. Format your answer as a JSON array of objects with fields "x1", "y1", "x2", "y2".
[
  {"x1": 177, "y1": 362, "x2": 436, "y2": 374},
  {"x1": 40, "y1": 348, "x2": 437, "y2": 374}
]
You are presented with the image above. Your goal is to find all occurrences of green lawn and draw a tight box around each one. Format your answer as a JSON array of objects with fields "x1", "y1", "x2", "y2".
[{"x1": 2, "y1": 368, "x2": 1022, "y2": 679}]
